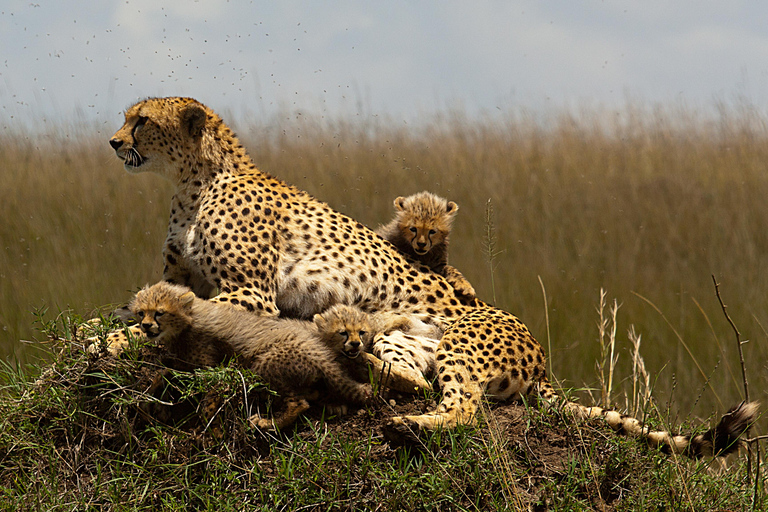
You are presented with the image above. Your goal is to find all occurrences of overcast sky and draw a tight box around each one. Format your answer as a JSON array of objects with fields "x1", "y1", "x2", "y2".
[{"x1": 2, "y1": 1, "x2": 768, "y2": 130}]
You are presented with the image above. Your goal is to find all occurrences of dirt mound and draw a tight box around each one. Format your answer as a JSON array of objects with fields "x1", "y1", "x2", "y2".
[{"x1": 1, "y1": 337, "x2": 742, "y2": 510}]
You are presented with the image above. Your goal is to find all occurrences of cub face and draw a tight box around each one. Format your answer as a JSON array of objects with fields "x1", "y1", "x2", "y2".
[
  {"x1": 398, "y1": 220, "x2": 444, "y2": 256},
  {"x1": 314, "y1": 305, "x2": 374, "y2": 359},
  {"x1": 129, "y1": 282, "x2": 196, "y2": 342},
  {"x1": 393, "y1": 194, "x2": 458, "y2": 256}
]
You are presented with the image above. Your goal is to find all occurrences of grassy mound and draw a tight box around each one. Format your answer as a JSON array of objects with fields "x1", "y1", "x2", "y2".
[{"x1": 0, "y1": 313, "x2": 759, "y2": 511}]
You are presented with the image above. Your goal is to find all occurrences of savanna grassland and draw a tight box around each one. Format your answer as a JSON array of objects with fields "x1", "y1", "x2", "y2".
[
  {"x1": 3, "y1": 103, "x2": 768, "y2": 417},
  {"x1": 0, "y1": 102, "x2": 767, "y2": 509}
]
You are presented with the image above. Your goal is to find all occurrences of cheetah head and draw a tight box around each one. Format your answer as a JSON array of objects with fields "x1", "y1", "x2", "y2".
[
  {"x1": 394, "y1": 193, "x2": 458, "y2": 256},
  {"x1": 129, "y1": 282, "x2": 196, "y2": 343},
  {"x1": 314, "y1": 305, "x2": 373, "y2": 359},
  {"x1": 109, "y1": 97, "x2": 212, "y2": 180}
]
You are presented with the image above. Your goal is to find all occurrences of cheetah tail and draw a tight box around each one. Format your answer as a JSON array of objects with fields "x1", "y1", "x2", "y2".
[{"x1": 536, "y1": 379, "x2": 759, "y2": 458}]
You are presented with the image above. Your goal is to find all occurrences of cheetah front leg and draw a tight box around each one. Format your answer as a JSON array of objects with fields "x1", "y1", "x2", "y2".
[
  {"x1": 162, "y1": 249, "x2": 216, "y2": 299},
  {"x1": 369, "y1": 331, "x2": 436, "y2": 393},
  {"x1": 359, "y1": 352, "x2": 430, "y2": 394}
]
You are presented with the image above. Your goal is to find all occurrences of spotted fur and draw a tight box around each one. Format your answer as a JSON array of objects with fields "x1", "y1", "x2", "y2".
[{"x1": 108, "y1": 96, "x2": 756, "y2": 457}]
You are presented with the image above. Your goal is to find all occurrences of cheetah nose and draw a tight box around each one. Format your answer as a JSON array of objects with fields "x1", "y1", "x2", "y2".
[
  {"x1": 348, "y1": 340, "x2": 361, "y2": 350},
  {"x1": 416, "y1": 241, "x2": 427, "y2": 248},
  {"x1": 140, "y1": 322, "x2": 153, "y2": 332},
  {"x1": 109, "y1": 138, "x2": 123, "y2": 150}
]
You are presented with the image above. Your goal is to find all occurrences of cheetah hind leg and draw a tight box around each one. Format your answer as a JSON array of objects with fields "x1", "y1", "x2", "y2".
[{"x1": 385, "y1": 365, "x2": 483, "y2": 444}]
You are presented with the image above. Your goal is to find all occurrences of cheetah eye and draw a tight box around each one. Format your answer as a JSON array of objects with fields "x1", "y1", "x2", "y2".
[
  {"x1": 409, "y1": 227, "x2": 417, "y2": 234},
  {"x1": 136, "y1": 310, "x2": 144, "y2": 317},
  {"x1": 155, "y1": 310, "x2": 164, "y2": 318},
  {"x1": 132, "y1": 116, "x2": 148, "y2": 138},
  {"x1": 428, "y1": 229, "x2": 436, "y2": 236},
  {"x1": 339, "y1": 331, "x2": 349, "y2": 339},
  {"x1": 359, "y1": 331, "x2": 367, "y2": 338}
]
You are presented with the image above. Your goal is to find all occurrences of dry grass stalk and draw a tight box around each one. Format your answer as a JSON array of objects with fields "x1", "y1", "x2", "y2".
[
  {"x1": 482, "y1": 198, "x2": 502, "y2": 306},
  {"x1": 628, "y1": 324, "x2": 650, "y2": 418},
  {"x1": 595, "y1": 289, "x2": 620, "y2": 408}
]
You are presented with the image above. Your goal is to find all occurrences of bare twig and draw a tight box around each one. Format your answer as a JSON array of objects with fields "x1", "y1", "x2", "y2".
[
  {"x1": 711, "y1": 275, "x2": 750, "y2": 403},
  {"x1": 537, "y1": 276, "x2": 553, "y2": 381},
  {"x1": 712, "y1": 275, "x2": 755, "y2": 493}
]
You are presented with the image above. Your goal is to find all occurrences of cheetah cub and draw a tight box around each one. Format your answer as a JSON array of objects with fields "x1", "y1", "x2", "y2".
[
  {"x1": 314, "y1": 304, "x2": 375, "y2": 384},
  {"x1": 129, "y1": 282, "x2": 373, "y2": 429},
  {"x1": 376, "y1": 191, "x2": 475, "y2": 299},
  {"x1": 315, "y1": 305, "x2": 442, "y2": 361},
  {"x1": 314, "y1": 304, "x2": 444, "y2": 392}
]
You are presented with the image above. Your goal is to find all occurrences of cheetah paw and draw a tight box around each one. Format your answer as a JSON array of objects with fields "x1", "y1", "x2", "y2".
[
  {"x1": 383, "y1": 416, "x2": 422, "y2": 446},
  {"x1": 454, "y1": 283, "x2": 476, "y2": 300}
]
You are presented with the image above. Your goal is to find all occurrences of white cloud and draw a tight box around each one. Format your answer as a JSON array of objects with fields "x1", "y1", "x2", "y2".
[{"x1": 2, "y1": 0, "x2": 768, "y2": 129}]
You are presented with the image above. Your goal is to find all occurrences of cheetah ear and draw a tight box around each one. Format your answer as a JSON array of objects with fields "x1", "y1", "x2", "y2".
[
  {"x1": 394, "y1": 197, "x2": 406, "y2": 212},
  {"x1": 180, "y1": 104, "x2": 207, "y2": 139},
  {"x1": 313, "y1": 313, "x2": 325, "y2": 329},
  {"x1": 446, "y1": 201, "x2": 459, "y2": 215},
  {"x1": 179, "y1": 291, "x2": 196, "y2": 305}
]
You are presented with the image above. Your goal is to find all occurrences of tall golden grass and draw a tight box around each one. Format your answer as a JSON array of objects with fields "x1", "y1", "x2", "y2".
[{"x1": 2, "y1": 103, "x2": 767, "y2": 421}]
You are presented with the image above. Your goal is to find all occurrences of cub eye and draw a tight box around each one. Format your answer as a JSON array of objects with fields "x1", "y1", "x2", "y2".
[
  {"x1": 409, "y1": 227, "x2": 417, "y2": 233},
  {"x1": 339, "y1": 331, "x2": 349, "y2": 339},
  {"x1": 155, "y1": 311, "x2": 164, "y2": 318},
  {"x1": 136, "y1": 310, "x2": 144, "y2": 317},
  {"x1": 428, "y1": 229, "x2": 436, "y2": 236},
  {"x1": 359, "y1": 330, "x2": 367, "y2": 338}
]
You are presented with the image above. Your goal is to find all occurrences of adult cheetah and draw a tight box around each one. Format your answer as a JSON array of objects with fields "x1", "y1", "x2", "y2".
[
  {"x1": 375, "y1": 191, "x2": 475, "y2": 299},
  {"x1": 107, "y1": 96, "x2": 756, "y2": 457}
]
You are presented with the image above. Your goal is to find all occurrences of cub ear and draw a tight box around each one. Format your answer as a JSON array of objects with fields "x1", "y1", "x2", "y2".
[
  {"x1": 180, "y1": 291, "x2": 196, "y2": 305},
  {"x1": 180, "y1": 104, "x2": 207, "y2": 139},
  {"x1": 394, "y1": 197, "x2": 406, "y2": 212},
  {"x1": 446, "y1": 201, "x2": 459, "y2": 215},
  {"x1": 313, "y1": 313, "x2": 325, "y2": 329}
]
